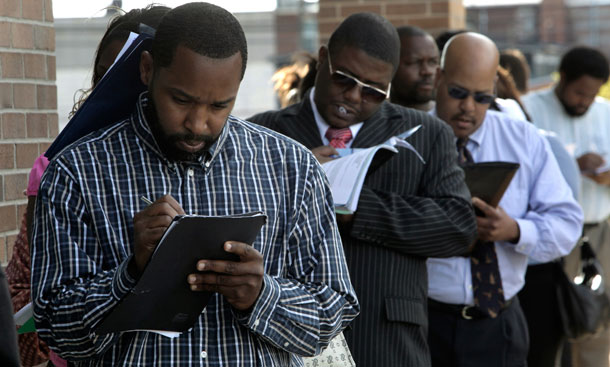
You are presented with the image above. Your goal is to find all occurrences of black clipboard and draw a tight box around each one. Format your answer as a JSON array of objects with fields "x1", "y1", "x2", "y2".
[
  {"x1": 45, "y1": 33, "x2": 152, "y2": 160},
  {"x1": 96, "y1": 212, "x2": 267, "y2": 334},
  {"x1": 462, "y1": 161, "x2": 520, "y2": 213}
]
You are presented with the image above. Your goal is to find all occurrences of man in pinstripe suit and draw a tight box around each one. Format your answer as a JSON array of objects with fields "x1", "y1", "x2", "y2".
[{"x1": 250, "y1": 13, "x2": 477, "y2": 367}]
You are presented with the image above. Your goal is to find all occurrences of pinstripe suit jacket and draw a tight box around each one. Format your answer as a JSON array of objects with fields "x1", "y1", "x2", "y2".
[{"x1": 249, "y1": 96, "x2": 477, "y2": 367}]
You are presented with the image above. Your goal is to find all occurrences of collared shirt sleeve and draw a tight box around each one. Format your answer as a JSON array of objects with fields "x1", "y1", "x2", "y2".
[
  {"x1": 234, "y1": 154, "x2": 359, "y2": 356},
  {"x1": 30, "y1": 159, "x2": 137, "y2": 360},
  {"x1": 506, "y1": 127, "x2": 583, "y2": 262}
]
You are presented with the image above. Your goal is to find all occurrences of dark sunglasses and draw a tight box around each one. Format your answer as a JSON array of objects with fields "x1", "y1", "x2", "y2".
[
  {"x1": 327, "y1": 53, "x2": 389, "y2": 103},
  {"x1": 447, "y1": 85, "x2": 495, "y2": 105}
]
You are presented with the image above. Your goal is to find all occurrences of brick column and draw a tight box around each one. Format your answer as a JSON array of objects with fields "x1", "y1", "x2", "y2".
[
  {"x1": 318, "y1": 0, "x2": 465, "y2": 44},
  {"x1": 539, "y1": 0, "x2": 568, "y2": 44},
  {"x1": 0, "y1": 0, "x2": 57, "y2": 265}
]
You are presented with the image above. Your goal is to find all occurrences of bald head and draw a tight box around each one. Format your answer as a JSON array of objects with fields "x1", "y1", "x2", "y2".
[
  {"x1": 435, "y1": 32, "x2": 499, "y2": 139},
  {"x1": 441, "y1": 32, "x2": 499, "y2": 80}
]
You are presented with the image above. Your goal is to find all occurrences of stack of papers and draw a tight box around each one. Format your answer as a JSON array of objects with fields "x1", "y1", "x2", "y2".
[{"x1": 322, "y1": 125, "x2": 424, "y2": 214}]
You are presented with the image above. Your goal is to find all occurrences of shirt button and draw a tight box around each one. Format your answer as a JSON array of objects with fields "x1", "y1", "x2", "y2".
[
  {"x1": 253, "y1": 319, "x2": 260, "y2": 327},
  {"x1": 284, "y1": 342, "x2": 290, "y2": 347},
  {"x1": 200, "y1": 350, "x2": 207, "y2": 358},
  {"x1": 205, "y1": 161, "x2": 211, "y2": 168},
  {"x1": 188, "y1": 168, "x2": 194, "y2": 177}
]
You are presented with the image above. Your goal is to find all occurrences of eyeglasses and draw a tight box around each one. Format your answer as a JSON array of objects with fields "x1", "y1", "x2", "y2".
[
  {"x1": 447, "y1": 85, "x2": 495, "y2": 105},
  {"x1": 327, "y1": 52, "x2": 389, "y2": 103}
]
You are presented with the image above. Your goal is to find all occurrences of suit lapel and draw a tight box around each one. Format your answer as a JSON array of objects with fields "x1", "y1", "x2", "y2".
[
  {"x1": 352, "y1": 103, "x2": 403, "y2": 148},
  {"x1": 288, "y1": 95, "x2": 324, "y2": 148}
]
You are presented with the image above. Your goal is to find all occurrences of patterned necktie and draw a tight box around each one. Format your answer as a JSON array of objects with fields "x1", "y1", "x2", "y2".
[
  {"x1": 456, "y1": 138, "x2": 474, "y2": 166},
  {"x1": 325, "y1": 127, "x2": 353, "y2": 149},
  {"x1": 456, "y1": 138, "x2": 505, "y2": 318}
]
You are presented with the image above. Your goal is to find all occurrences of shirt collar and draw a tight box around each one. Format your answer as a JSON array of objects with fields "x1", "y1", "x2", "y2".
[
  {"x1": 132, "y1": 91, "x2": 229, "y2": 168},
  {"x1": 309, "y1": 88, "x2": 364, "y2": 146}
]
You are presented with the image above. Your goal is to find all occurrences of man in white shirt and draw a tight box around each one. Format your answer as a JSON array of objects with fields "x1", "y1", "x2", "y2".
[
  {"x1": 522, "y1": 46, "x2": 610, "y2": 367},
  {"x1": 428, "y1": 32, "x2": 583, "y2": 367}
]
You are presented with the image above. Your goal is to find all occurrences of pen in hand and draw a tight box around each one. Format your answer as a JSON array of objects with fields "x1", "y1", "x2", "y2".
[{"x1": 140, "y1": 196, "x2": 153, "y2": 205}]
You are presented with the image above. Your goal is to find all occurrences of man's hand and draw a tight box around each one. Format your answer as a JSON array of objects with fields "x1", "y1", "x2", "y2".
[
  {"x1": 132, "y1": 195, "x2": 185, "y2": 276},
  {"x1": 586, "y1": 170, "x2": 610, "y2": 185},
  {"x1": 472, "y1": 197, "x2": 520, "y2": 243},
  {"x1": 577, "y1": 152, "x2": 605, "y2": 173},
  {"x1": 311, "y1": 145, "x2": 339, "y2": 164},
  {"x1": 188, "y1": 241, "x2": 264, "y2": 311}
]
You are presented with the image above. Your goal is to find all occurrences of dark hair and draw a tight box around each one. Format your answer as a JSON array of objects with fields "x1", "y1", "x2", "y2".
[
  {"x1": 435, "y1": 29, "x2": 467, "y2": 54},
  {"x1": 500, "y1": 49, "x2": 530, "y2": 94},
  {"x1": 328, "y1": 12, "x2": 400, "y2": 72},
  {"x1": 271, "y1": 52, "x2": 317, "y2": 108},
  {"x1": 152, "y1": 2, "x2": 248, "y2": 79},
  {"x1": 494, "y1": 65, "x2": 532, "y2": 121},
  {"x1": 71, "y1": 4, "x2": 170, "y2": 117},
  {"x1": 396, "y1": 26, "x2": 430, "y2": 39},
  {"x1": 559, "y1": 46, "x2": 610, "y2": 84}
]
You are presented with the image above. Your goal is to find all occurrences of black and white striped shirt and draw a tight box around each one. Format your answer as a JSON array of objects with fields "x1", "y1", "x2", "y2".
[{"x1": 31, "y1": 93, "x2": 359, "y2": 366}]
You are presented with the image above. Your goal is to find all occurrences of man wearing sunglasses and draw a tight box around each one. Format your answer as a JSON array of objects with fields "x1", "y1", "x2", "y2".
[
  {"x1": 427, "y1": 32, "x2": 583, "y2": 367},
  {"x1": 250, "y1": 13, "x2": 478, "y2": 367}
]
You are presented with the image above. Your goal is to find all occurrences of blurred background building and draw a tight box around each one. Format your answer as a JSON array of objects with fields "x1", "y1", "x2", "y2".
[{"x1": 466, "y1": 0, "x2": 610, "y2": 87}]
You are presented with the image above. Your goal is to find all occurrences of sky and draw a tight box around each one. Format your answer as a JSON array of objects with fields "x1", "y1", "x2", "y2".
[{"x1": 52, "y1": 0, "x2": 278, "y2": 18}]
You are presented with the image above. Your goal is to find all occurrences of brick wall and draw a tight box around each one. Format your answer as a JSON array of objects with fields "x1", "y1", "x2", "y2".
[
  {"x1": 539, "y1": 0, "x2": 567, "y2": 44},
  {"x1": 0, "y1": 0, "x2": 57, "y2": 265},
  {"x1": 318, "y1": 0, "x2": 465, "y2": 44}
]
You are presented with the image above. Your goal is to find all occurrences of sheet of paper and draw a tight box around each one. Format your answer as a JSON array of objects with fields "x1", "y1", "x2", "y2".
[
  {"x1": 14, "y1": 302, "x2": 33, "y2": 325},
  {"x1": 129, "y1": 330, "x2": 181, "y2": 338},
  {"x1": 103, "y1": 32, "x2": 139, "y2": 79}
]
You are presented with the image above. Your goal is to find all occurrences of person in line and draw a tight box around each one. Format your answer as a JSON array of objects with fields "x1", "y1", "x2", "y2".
[
  {"x1": 523, "y1": 46, "x2": 610, "y2": 367},
  {"x1": 0, "y1": 267, "x2": 20, "y2": 367},
  {"x1": 31, "y1": 3, "x2": 358, "y2": 365},
  {"x1": 500, "y1": 49, "x2": 530, "y2": 95},
  {"x1": 250, "y1": 12, "x2": 477, "y2": 367},
  {"x1": 390, "y1": 26, "x2": 439, "y2": 112},
  {"x1": 5, "y1": 5, "x2": 170, "y2": 367},
  {"x1": 427, "y1": 32, "x2": 583, "y2": 367},
  {"x1": 271, "y1": 51, "x2": 317, "y2": 108}
]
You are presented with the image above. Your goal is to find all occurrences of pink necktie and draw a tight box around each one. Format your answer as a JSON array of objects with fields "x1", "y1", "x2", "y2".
[{"x1": 325, "y1": 127, "x2": 353, "y2": 149}]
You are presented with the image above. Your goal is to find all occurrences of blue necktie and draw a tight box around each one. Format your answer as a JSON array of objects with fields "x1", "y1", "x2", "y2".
[{"x1": 457, "y1": 138, "x2": 505, "y2": 318}]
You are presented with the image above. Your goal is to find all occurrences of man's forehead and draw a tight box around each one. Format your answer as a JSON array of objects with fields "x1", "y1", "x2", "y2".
[{"x1": 443, "y1": 66, "x2": 496, "y2": 92}]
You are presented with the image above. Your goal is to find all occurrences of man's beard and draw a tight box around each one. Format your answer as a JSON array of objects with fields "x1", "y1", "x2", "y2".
[
  {"x1": 145, "y1": 96, "x2": 217, "y2": 162},
  {"x1": 403, "y1": 80, "x2": 435, "y2": 104},
  {"x1": 559, "y1": 99, "x2": 588, "y2": 117},
  {"x1": 557, "y1": 86, "x2": 589, "y2": 117}
]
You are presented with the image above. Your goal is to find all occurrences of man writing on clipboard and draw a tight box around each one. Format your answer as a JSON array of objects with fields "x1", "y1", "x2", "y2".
[{"x1": 30, "y1": 3, "x2": 358, "y2": 366}]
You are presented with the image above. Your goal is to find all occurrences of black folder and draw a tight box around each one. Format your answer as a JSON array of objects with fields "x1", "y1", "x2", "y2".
[
  {"x1": 96, "y1": 212, "x2": 267, "y2": 334},
  {"x1": 462, "y1": 161, "x2": 520, "y2": 210},
  {"x1": 45, "y1": 32, "x2": 152, "y2": 160}
]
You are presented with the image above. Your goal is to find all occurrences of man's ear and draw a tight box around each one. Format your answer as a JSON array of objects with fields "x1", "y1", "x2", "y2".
[
  {"x1": 317, "y1": 46, "x2": 328, "y2": 70},
  {"x1": 434, "y1": 68, "x2": 443, "y2": 89},
  {"x1": 558, "y1": 71, "x2": 567, "y2": 87},
  {"x1": 139, "y1": 51, "x2": 154, "y2": 87}
]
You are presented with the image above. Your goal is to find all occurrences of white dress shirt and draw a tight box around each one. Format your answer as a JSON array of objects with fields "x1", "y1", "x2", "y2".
[
  {"x1": 523, "y1": 88, "x2": 610, "y2": 223},
  {"x1": 309, "y1": 87, "x2": 363, "y2": 147},
  {"x1": 427, "y1": 109, "x2": 583, "y2": 305}
]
